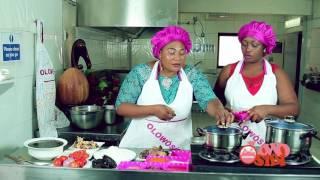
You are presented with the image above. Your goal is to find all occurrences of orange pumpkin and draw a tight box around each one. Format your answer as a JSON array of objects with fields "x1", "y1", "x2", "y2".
[{"x1": 57, "y1": 68, "x2": 89, "y2": 105}]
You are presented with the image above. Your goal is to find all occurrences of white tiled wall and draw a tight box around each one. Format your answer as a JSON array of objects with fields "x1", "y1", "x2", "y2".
[
  {"x1": 0, "y1": 0, "x2": 64, "y2": 157},
  {"x1": 73, "y1": 27, "x2": 129, "y2": 71}
]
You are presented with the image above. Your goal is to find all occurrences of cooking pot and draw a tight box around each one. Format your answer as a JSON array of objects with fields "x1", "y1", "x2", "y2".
[
  {"x1": 197, "y1": 126, "x2": 242, "y2": 152},
  {"x1": 265, "y1": 118, "x2": 319, "y2": 155}
]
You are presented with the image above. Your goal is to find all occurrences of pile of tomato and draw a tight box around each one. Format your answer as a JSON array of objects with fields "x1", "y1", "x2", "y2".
[{"x1": 53, "y1": 150, "x2": 89, "y2": 168}]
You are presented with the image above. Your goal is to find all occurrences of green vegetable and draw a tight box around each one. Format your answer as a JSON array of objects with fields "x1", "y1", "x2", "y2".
[{"x1": 98, "y1": 80, "x2": 108, "y2": 91}]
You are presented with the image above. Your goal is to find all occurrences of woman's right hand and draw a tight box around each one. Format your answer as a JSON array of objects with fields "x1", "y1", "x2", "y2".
[{"x1": 151, "y1": 104, "x2": 176, "y2": 121}]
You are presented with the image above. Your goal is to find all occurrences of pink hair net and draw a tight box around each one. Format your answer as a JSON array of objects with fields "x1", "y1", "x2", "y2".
[
  {"x1": 238, "y1": 20, "x2": 276, "y2": 54},
  {"x1": 151, "y1": 25, "x2": 192, "y2": 59}
]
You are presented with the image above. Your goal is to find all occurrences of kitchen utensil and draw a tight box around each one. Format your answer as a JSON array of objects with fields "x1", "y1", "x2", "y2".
[
  {"x1": 5, "y1": 155, "x2": 50, "y2": 166},
  {"x1": 104, "y1": 105, "x2": 116, "y2": 125},
  {"x1": 197, "y1": 126, "x2": 242, "y2": 152},
  {"x1": 265, "y1": 117, "x2": 319, "y2": 155},
  {"x1": 71, "y1": 39, "x2": 92, "y2": 70},
  {"x1": 24, "y1": 137, "x2": 68, "y2": 160},
  {"x1": 191, "y1": 136, "x2": 205, "y2": 145},
  {"x1": 70, "y1": 105, "x2": 104, "y2": 129}
]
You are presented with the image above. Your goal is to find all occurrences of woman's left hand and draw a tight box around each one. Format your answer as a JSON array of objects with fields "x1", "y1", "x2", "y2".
[
  {"x1": 247, "y1": 105, "x2": 268, "y2": 122},
  {"x1": 207, "y1": 99, "x2": 234, "y2": 126}
]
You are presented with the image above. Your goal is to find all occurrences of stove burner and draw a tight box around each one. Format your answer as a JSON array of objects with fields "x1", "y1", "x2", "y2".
[
  {"x1": 199, "y1": 149, "x2": 240, "y2": 163},
  {"x1": 286, "y1": 152, "x2": 311, "y2": 165}
]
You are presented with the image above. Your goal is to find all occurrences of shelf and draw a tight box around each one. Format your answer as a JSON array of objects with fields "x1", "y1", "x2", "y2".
[{"x1": 0, "y1": 78, "x2": 14, "y2": 85}]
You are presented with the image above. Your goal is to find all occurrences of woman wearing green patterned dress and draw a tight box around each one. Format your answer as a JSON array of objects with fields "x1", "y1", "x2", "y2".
[{"x1": 116, "y1": 25, "x2": 233, "y2": 150}]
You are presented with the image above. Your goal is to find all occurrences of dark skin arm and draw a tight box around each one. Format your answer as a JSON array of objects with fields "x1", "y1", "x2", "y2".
[
  {"x1": 206, "y1": 98, "x2": 234, "y2": 126},
  {"x1": 248, "y1": 68, "x2": 299, "y2": 122},
  {"x1": 213, "y1": 65, "x2": 232, "y2": 106},
  {"x1": 211, "y1": 65, "x2": 235, "y2": 125}
]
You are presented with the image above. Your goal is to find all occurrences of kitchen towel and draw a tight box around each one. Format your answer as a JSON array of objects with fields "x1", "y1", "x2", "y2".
[{"x1": 35, "y1": 19, "x2": 57, "y2": 137}]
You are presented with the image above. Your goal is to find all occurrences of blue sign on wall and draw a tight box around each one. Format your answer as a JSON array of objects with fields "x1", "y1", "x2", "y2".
[
  {"x1": 3, "y1": 44, "x2": 20, "y2": 61},
  {"x1": 1, "y1": 33, "x2": 21, "y2": 62}
]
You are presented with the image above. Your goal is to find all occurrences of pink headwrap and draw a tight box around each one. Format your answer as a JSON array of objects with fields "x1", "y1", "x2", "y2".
[
  {"x1": 238, "y1": 20, "x2": 276, "y2": 54},
  {"x1": 151, "y1": 25, "x2": 192, "y2": 59}
]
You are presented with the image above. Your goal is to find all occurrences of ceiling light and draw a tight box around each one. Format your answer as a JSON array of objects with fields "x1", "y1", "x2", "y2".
[{"x1": 285, "y1": 17, "x2": 301, "y2": 29}]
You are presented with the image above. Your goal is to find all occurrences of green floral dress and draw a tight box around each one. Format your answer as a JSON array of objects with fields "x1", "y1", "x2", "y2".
[{"x1": 115, "y1": 63, "x2": 216, "y2": 111}]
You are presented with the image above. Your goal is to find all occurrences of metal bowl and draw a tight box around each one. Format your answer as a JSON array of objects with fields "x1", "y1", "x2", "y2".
[{"x1": 70, "y1": 105, "x2": 104, "y2": 129}]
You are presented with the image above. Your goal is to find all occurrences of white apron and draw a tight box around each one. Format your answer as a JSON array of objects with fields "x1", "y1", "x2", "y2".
[
  {"x1": 225, "y1": 60, "x2": 277, "y2": 147},
  {"x1": 119, "y1": 61, "x2": 193, "y2": 150}
]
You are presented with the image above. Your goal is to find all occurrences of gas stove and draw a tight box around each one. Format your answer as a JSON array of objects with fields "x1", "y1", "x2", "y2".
[
  {"x1": 286, "y1": 152, "x2": 312, "y2": 165},
  {"x1": 191, "y1": 144, "x2": 320, "y2": 175},
  {"x1": 198, "y1": 148, "x2": 240, "y2": 163}
]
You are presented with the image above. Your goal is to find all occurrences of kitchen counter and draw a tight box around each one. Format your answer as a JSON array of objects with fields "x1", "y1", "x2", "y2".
[
  {"x1": 2, "y1": 113, "x2": 320, "y2": 180},
  {"x1": 1, "y1": 140, "x2": 320, "y2": 180}
]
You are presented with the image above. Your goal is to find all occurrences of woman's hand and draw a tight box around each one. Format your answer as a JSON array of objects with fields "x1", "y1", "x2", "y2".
[
  {"x1": 151, "y1": 104, "x2": 176, "y2": 121},
  {"x1": 215, "y1": 107, "x2": 234, "y2": 127},
  {"x1": 247, "y1": 105, "x2": 269, "y2": 122},
  {"x1": 207, "y1": 99, "x2": 234, "y2": 126}
]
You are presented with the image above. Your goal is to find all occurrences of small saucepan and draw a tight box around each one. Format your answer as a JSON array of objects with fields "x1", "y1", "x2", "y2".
[
  {"x1": 265, "y1": 118, "x2": 320, "y2": 155},
  {"x1": 197, "y1": 125, "x2": 243, "y2": 152}
]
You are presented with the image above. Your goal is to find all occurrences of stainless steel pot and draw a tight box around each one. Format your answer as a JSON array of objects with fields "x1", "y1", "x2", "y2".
[
  {"x1": 197, "y1": 126, "x2": 242, "y2": 152},
  {"x1": 265, "y1": 118, "x2": 318, "y2": 155}
]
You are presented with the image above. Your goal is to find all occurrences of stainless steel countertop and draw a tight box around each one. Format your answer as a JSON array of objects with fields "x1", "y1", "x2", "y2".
[
  {"x1": 1, "y1": 113, "x2": 320, "y2": 180},
  {"x1": 1, "y1": 140, "x2": 320, "y2": 180}
]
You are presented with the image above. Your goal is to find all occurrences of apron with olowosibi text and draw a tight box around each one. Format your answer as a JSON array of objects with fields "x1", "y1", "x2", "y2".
[
  {"x1": 119, "y1": 61, "x2": 193, "y2": 150},
  {"x1": 225, "y1": 60, "x2": 277, "y2": 147}
]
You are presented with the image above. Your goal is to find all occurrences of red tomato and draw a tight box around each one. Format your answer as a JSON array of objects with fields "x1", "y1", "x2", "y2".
[
  {"x1": 75, "y1": 159, "x2": 87, "y2": 168},
  {"x1": 59, "y1": 156, "x2": 68, "y2": 161},
  {"x1": 53, "y1": 158, "x2": 63, "y2": 167},
  {"x1": 69, "y1": 150, "x2": 89, "y2": 161}
]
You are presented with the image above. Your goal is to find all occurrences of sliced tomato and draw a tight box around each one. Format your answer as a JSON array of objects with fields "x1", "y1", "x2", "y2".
[{"x1": 70, "y1": 161, "x2": 80, "y2": 168}]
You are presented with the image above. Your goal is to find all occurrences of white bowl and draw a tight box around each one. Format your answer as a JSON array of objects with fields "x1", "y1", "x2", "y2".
[{"x1": 24, "y1": 137, "x2": 68, "y2": 160}]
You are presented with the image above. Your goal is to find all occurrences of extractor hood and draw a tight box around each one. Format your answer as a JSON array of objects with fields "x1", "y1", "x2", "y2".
[{"x1": 77, "y1": 0, "x2": 178, "y2": 36}]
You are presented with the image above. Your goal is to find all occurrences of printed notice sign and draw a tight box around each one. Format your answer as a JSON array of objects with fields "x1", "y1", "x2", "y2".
[{"x1": 1, "y1": 33, "x2": 21, "y2": 62}]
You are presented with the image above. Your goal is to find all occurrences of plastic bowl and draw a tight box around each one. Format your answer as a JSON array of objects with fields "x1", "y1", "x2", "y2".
[
  {"x1": 24, "y1": 137, "x2": 68, "y2": 160},
  {"x1": 70, "y1": 105, "x2": 104, "y2": 129}
]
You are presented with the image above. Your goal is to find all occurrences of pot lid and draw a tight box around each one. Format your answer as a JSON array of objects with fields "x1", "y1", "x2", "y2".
[
  {"x1": 267, "y1": 120, "x2": 314, "y2": 131},
  {"x1": 204, "y1": 126, "x2": 241, "y2": 135}
]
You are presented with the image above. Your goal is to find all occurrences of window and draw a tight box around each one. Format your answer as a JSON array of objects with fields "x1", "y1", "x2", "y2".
[{"x1": 217, "y1": 33, "x2": 243, "y2": 68}]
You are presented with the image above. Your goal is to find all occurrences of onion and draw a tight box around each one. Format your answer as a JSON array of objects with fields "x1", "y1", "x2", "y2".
[{"x1": 63, "y1": 157, "x2": 75, "y2": 167}]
